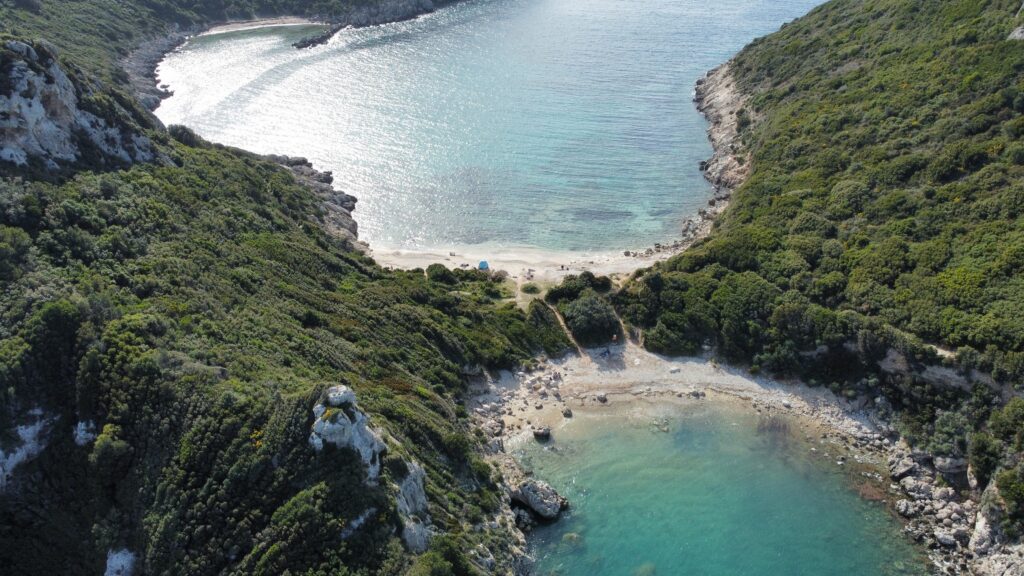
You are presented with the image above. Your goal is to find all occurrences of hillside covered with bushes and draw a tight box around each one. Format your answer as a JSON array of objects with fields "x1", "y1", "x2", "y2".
[
  {"x1": 606, "y1": 0, "x2": 1024, "y2": 536},
  {"x1": 6, "y1": 0, "x2": 1024, "y2": 573},
  {"x1": 1, "y1": 1, "x2": 567, "y2": 574}
]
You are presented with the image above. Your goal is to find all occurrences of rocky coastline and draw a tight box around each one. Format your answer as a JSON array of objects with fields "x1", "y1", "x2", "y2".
[
  {"x1": 617, "y1": 61, "x2": 747, "y2": 263},
  {"x1": 121, "y1": 26, "x2": 199, "y2": 111},
  {"x1": 262, "y1": 154, "x2": 366, "y2": 250},
  {"x1": 466, "y1": 334, "x2": 1023, "y2": 575},
  {"x1": 292, "y1": 0, "x2": 460, "y2": 49}
]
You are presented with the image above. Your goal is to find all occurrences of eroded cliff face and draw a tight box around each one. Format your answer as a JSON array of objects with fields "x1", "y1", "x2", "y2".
[
  {"x1": 308, "y1": 386, "x2": 434, "y2": 552},
  {"x1": 0, "y1": 40, "x2": 156, "y2": 177}
]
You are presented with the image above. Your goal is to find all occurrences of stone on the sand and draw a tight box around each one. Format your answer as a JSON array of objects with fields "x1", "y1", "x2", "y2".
[
  {"x1": 889, "y1": 457, "x2": 918, "y2": 481},
  {"x1": 533, "y1": 427, "x2": 551, "y2": 441},
  {"x1": 562, "y1": 408, "x2": 573, "y2": 418},
  {"x1": 596, "y1": 393, "x2": 608, "y2": 404},
  {"x1": 896, "y1": 499, "x2": 916, "y2": 518}
]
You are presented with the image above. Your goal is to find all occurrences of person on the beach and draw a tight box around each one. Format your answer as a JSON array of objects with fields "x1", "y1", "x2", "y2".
[{"x1": 605, "y1": 333, "x2": 618, "y2": 356}]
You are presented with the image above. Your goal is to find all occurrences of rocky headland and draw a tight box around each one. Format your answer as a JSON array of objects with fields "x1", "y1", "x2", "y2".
[{"x1": 263, "y1": 154, "x2": 365, "y2": 250}]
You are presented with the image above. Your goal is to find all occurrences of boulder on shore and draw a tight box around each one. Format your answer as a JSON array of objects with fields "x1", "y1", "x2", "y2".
[{"x1": 512, "y1": 479, "x2": 567, "y2": 521}]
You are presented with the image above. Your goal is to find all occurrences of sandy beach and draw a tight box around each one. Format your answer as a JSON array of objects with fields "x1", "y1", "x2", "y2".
[
  {"x1": 370, "y1": 242, "x2": 692, "y2": 284},
  {"x1": 201, "y1": 17, "x2": 324, "y2": 36},
  {"x1": 468, "y1": 338, "x2": 891, "y2": 456},
  {"x1": 370, "y1": 63, "x2": 743, "y2": 284}
]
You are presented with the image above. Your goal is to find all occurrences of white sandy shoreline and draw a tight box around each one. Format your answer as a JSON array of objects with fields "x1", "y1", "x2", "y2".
[
  {"x1": 470, "y1": 338, "x2": 888, "y2": 455},
  {"x1": 201, "y1": 17, "x2": 325, "y2": 36},
  {"x1": 370, "y1": 64, "x2": 743, "y2": 282},
  {"x1": 369, "y1": 242, "x2": 684, "y2": 283}
]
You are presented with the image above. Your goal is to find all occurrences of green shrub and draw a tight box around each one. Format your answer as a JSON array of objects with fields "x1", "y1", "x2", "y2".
[
  {"x1": 426, "y1": 263, "x2": 458, "y2": 284},
  {"x1": 561, "y1": 290, "x2": 620, "y2": 347},
  {"x1": 968, "y1": 432, "x2": 1001, "y2": 488}
]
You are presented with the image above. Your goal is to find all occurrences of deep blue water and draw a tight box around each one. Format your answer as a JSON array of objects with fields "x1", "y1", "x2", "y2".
[{"x1": 157, "y1": 0, "x2": 822, "y2": 253}]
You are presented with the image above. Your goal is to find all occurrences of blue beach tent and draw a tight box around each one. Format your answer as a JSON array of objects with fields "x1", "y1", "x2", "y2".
[{"x1": 478, "y1": 261, "x2": 490, "y2": 271}]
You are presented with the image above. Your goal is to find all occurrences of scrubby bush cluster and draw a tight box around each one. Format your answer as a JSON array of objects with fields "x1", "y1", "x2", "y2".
[{"x1": 543, "y1": 272, "x2": 618, "y2": 346}]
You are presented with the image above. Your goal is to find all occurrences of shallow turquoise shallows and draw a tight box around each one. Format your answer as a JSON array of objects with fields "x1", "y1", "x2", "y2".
[
  {"x1": 156, "y1": 0, "x2": 822, "y2": 253},
  {"x1": 516, "y1": 404, "x2": 931, "y2": 576}
]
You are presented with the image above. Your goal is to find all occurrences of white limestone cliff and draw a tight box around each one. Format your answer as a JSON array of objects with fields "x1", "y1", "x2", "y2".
[{"x1": 1, "y1": 40, "x2": 154, "y2": 172}]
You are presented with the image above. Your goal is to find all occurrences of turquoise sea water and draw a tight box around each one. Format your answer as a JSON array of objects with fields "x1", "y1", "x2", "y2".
[
  {"x1": 517, "y1": 404, "x2": 931, "y2": 576},
  {"x1": 156, "y1": 0, "x2": 822, "y2": 253}
]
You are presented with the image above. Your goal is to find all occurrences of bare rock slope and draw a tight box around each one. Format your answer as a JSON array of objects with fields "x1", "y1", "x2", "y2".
[{"x1": 1, "y1": 40, "x2": 156, "y2": 177}]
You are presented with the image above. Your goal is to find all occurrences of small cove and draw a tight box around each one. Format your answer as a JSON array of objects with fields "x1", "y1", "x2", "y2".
[
  {"x1": 155, "y1": 0, "x2": 822, "y2": 256},
  {"x1": 516, "y1": 402, "x2": 932, "y2": 575}
]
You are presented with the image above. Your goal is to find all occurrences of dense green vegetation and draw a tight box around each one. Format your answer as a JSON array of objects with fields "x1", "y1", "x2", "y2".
[
  {"x1": 606, "y1": 0, "x2": 1024, "y2": 531},
  {"x1": 1, "y1": 1, "x2": 568, "y2": 573},
  {"x1": 6, "y1": 0, "x2": 1024, "y2": 570},
  {"x1": 543, "y1": 272, "x2": 618, "y2": 346},
  {"x1": 1, "y1": 0, "x2": 387, "y2": 80},
  {"x1": 0, "y1": 130, "x2": 567, "y2": 573}
]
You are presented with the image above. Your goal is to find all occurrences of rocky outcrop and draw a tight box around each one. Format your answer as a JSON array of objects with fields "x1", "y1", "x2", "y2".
[
  {"x1": 395, "y1": 461, "x2": 432, "y2": 552},
  {"x1": 264, "y1": 155, "x2": 364, "y2": 249},
  {"x1": 121, "y1": 28, "x2": 195, "y2": 110},
  {"x1": 973, "y1": 545, "x2": 1024, "y2": 576},
  {"x1": 104, "y1": 549, "x2": 135, "y2": 576},
  {"x1": 1, "y1": 40, "x2": 156, "y2": 176},
  {"x1": 308, "y1": 386, "x2": 436, "y2": 551},
  {"x1": 694, "y1": 63, "x2": 750, "y2": 193},
  {"x1": 0, "y1": 408, "x2": 53, "y2": 493},
  {"x1": 970, "y1": 491, "x2": 1000, "y2": 556},
  {"x1": 970, "y1": 489, "x2": 1024, "y2": 575},
  {"x1": 884, "y1": 443, "x2": 1024, "y2": 575},
  {"x1": 73, "y1": 420, "x2": 97, "y2": 446},
  {"x1": 511, "y1": 479, "x2": 567, "y2": 523},
  {"x1": 309, "y1": 385, "x2": 386, "y2": 479}
]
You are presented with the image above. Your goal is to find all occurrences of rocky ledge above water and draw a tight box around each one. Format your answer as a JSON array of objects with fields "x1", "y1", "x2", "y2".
[
  {"x1": 263, "y1": 154, "x2": 365, "y2": 250},
  {"x1": 887, "y1": 444, "x2": 1024, "y2": 575}
]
